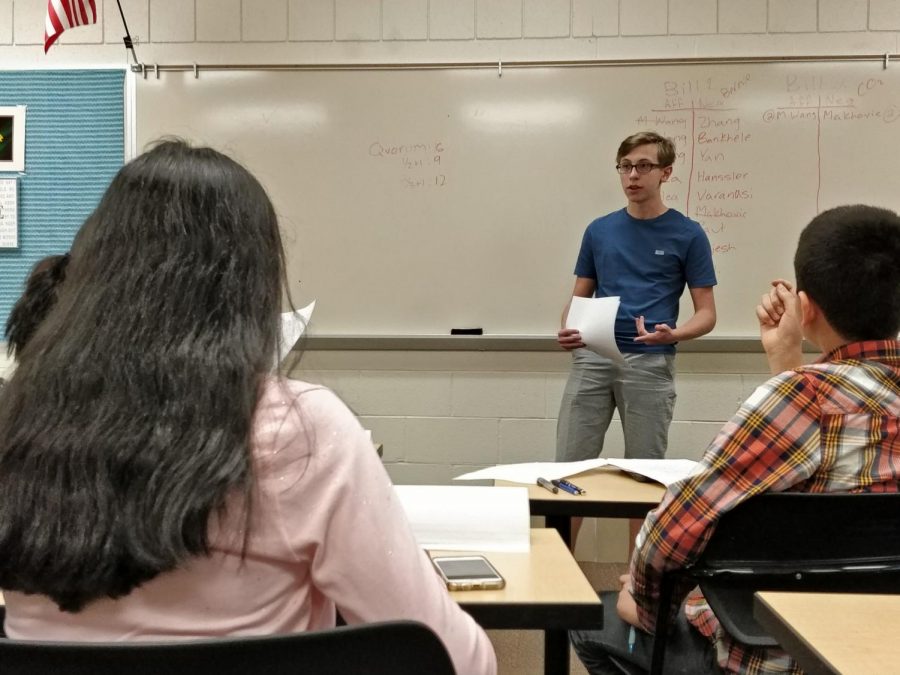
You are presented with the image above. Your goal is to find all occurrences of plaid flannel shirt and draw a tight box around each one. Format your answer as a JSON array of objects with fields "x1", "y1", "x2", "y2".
[{"x1": 630, "y1": 340, "x2": 900, "y2": 674}]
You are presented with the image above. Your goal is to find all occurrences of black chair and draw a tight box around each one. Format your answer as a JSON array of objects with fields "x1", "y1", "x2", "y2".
[
  {"x1": 0, "y1": 619, "x2": 456, "y2": 675},
  {"x1": 645, "y1": 491, "x2": 900, "y2": 675}
]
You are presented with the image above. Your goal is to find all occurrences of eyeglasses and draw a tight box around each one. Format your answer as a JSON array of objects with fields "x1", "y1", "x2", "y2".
[{"x1": 615, "y1": 162, "x2": 662, "y2": 174}]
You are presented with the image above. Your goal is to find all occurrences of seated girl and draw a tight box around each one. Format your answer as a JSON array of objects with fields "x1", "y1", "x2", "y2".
[{"x1": 0, "y1": 140, "x2": 496, "y2": 675}]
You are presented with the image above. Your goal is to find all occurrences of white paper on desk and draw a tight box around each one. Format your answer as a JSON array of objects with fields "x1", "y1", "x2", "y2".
[
  {"x1": 566, "y1": 296, "x2": 625, "y2": 364},
  {"x1": 605, "y1": 458, "x2": 698, "y2": 486},
  {"x1": 453, "y1": 459, "x2": 609, "y2": 484},
  {"x1": 275, "y1": 300, "x2": 316, "y2": 366},
  {"x1": 393, "y1": 485, "x2": 530, "y2": 552}
]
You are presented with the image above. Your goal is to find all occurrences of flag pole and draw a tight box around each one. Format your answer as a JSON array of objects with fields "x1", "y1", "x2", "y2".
[{"x1": 115, "y1": 0, "x2": 141, "y2": 67}]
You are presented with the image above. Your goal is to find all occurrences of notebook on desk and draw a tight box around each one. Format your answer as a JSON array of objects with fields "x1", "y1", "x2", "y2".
[{"x1": 393, "y1": 485, "x2": 530, "y2": 552}]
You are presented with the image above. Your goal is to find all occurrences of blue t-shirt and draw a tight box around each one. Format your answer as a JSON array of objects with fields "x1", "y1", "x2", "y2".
[{"x1": 574, "y1": 208, "x2": 717, "y2": 354}]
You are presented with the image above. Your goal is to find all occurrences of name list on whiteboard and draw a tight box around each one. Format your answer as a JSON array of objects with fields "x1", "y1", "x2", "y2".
[{"x1": 0, "y1": 178, "x2": 17, "y2": 248}]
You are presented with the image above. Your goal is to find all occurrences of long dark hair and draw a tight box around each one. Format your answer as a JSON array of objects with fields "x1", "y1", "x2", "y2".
[
  {"x1": 5, "y1": 253, "x2": 70, "y2": 358},
  {"x1": 0, "y1": 140, "x2": 286, "y2": 612}
]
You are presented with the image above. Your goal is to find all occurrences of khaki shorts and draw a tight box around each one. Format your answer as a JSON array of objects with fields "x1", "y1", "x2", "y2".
[{"x1": 556, "y1": 350, "x2": 676, "y2": 462}]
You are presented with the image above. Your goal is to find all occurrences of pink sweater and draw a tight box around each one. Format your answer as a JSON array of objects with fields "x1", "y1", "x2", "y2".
[{"x1": 4, "y1": 378, "x2": 496, "y2": 675}]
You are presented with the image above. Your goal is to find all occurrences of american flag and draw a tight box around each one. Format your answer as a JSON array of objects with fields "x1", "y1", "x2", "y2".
[{"x1": 44, "y1": 0, "x2": 97, "y2": 53}]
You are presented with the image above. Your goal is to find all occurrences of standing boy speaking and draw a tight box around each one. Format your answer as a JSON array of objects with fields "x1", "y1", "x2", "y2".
[{"x1": 556, "y1": 131, "x2": 717, "y2": 508}]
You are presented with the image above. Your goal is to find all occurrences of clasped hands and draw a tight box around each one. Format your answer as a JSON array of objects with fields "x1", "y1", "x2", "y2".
[{"x1": 756, "y1": 278, "x2": 804, "y2": 372}]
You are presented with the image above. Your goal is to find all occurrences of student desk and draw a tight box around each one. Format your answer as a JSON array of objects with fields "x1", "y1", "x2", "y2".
[
  {"x1": 432, "y1": 528, "x2": 603, "y2": 675},
  {"x1": 754, "y1": 591, "x2": 900, "y2": 675},
  {"x1": 497, "y1": 467, "x2": 666, "y2": 547}
]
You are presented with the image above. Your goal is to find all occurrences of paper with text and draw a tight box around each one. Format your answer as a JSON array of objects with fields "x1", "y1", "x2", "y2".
[
  {"x1": 604, "y1": 458, "x2": 698, "y2": 486},
  {"x1": 394, "y1": 485, "x2": 530, "y2": 552},
  {"x1": 0, "y1": 179, "x2": 18, "y2": 249},
  {"x1": 566, "y1": 295, "x2": 625, "y2": 363}
]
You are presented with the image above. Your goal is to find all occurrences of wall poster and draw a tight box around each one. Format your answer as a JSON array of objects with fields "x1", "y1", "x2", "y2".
[{"x1": 0, "y1": 106, "x2": 26, "y2": 172}]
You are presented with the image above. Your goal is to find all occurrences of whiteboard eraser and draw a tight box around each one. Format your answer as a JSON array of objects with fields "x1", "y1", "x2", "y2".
[{"x1": 450, "y1": 328, "x2": 483, "y2": 335}]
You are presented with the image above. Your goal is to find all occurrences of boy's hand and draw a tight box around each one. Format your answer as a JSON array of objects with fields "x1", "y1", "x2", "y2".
[
  {"x1": 756, "y1": 278, "x2": 793, "y2": 325},
  {"x1": 633, "y1": 316, "x2": 676, "y2": 344},
  {"x1": 557, "y1": 328, "x2": 585, "y2": 350},
  {"x1": 756, "y1": 281, "x2": 803, "y2": 373},
  {"x1": 616, "y1": 573, "x2": 640, "y2": 626}
]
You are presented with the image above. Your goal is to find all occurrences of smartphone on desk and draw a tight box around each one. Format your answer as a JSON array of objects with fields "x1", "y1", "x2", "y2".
[{"x1": 432, "y1": 555, "x2": 505, "y2": 591}]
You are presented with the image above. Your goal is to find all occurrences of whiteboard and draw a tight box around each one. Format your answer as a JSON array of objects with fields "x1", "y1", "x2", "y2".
[{"x1": 136, "y1": 63, "x2": 900, "y2": 337}]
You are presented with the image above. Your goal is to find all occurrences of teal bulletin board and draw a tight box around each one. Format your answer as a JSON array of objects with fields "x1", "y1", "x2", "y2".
[{"x1": 0, "y1": 70, "x2": 125, "y2": 333}]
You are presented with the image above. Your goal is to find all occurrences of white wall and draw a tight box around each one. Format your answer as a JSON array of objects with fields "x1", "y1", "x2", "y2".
[{"x1": 3, "y1": 0, "x2": 892, "y2": 559}]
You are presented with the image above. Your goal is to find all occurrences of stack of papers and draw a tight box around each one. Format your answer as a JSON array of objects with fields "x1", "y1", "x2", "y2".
[
  {"x1": 454, "y1": 458, "x2": 698, "y2": 487},
  {"x1": 393, "y1": 485, "x2": 530, "y2": 552}
]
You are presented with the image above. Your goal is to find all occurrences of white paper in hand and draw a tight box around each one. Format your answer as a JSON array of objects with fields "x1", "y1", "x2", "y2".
[{"x1": 566, "y1": 296, "x2": 625, "y2": 364}]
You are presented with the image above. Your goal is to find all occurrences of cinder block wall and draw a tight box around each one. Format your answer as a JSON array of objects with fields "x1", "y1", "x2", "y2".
[{"x1": 3, "y1": 0, "x2": 892, "y2": 560}]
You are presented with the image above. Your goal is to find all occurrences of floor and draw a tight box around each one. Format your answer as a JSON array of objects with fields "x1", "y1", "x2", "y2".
[{"x1": 490, "y1": 561, "x2": 627, "y2": 675}]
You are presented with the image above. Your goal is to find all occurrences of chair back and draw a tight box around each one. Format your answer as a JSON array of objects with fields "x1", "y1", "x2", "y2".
[
  {"x1": 699, "y1": 492, "x2": 900, "y2": 575},
  {"x1": 0, "y1": 619, "x2": 456, "y2": 675},
  {"x1": 649, "y1": 491, "x2": 900, "y2": 675}
]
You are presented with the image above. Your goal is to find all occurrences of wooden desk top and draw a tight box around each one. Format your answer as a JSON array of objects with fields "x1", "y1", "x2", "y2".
[
  {"x1": 754, "y1": 591, "x2": 900, "y2": 675},
  {"x1": 431, "y1": 528, "x2": 602, "y2": 630},
  {"x1": 497, "y1": 466, "x2": 666, "y2": 518}
]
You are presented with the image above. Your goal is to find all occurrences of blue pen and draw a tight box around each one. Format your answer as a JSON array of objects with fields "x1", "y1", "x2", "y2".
[
  {"x1": 627, "y1": 626, "x2": 636, "y2": 653},
  {"x1": 551, "y1": 479, "x2": 580, "y2": 495},
  {"x1": 558, "y1": 478, "x2": 586, "y2": 494}
]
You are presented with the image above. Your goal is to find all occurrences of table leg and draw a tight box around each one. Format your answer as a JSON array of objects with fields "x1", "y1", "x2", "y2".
[
  {"x1": 545, "y1": 628, "x2": 569, "y2": 675},
  {"x1": 543, "y1": 518, "x2": 577, "y2": 673},
  {"x1": 545, "y1": 515, "x2": 572, "y2": 549}
]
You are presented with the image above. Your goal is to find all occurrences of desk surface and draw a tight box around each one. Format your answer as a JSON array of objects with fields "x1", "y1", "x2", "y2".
[
  {"x1": 754, "y1": 591, "x2": 900, "y2": 675},
  {"x1": 498, "y1": 466, "x2": 666, "y2": 519},
  {"x1": 431, "y1": 528, "x2": 602, "y2": 630}
]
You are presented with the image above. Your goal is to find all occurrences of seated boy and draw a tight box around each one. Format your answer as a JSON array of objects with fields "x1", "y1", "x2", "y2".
[{"x1": 571, "y1": 204, "x2": 900, "y2": 674}]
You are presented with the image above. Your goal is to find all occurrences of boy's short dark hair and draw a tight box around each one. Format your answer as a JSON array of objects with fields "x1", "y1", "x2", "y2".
[
  {"x1": 616, "y1": 131, "x2": 676, "y2": 167},
  {"x1": 795, "y1": 205, "x2": 900, "y2": 341}
]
